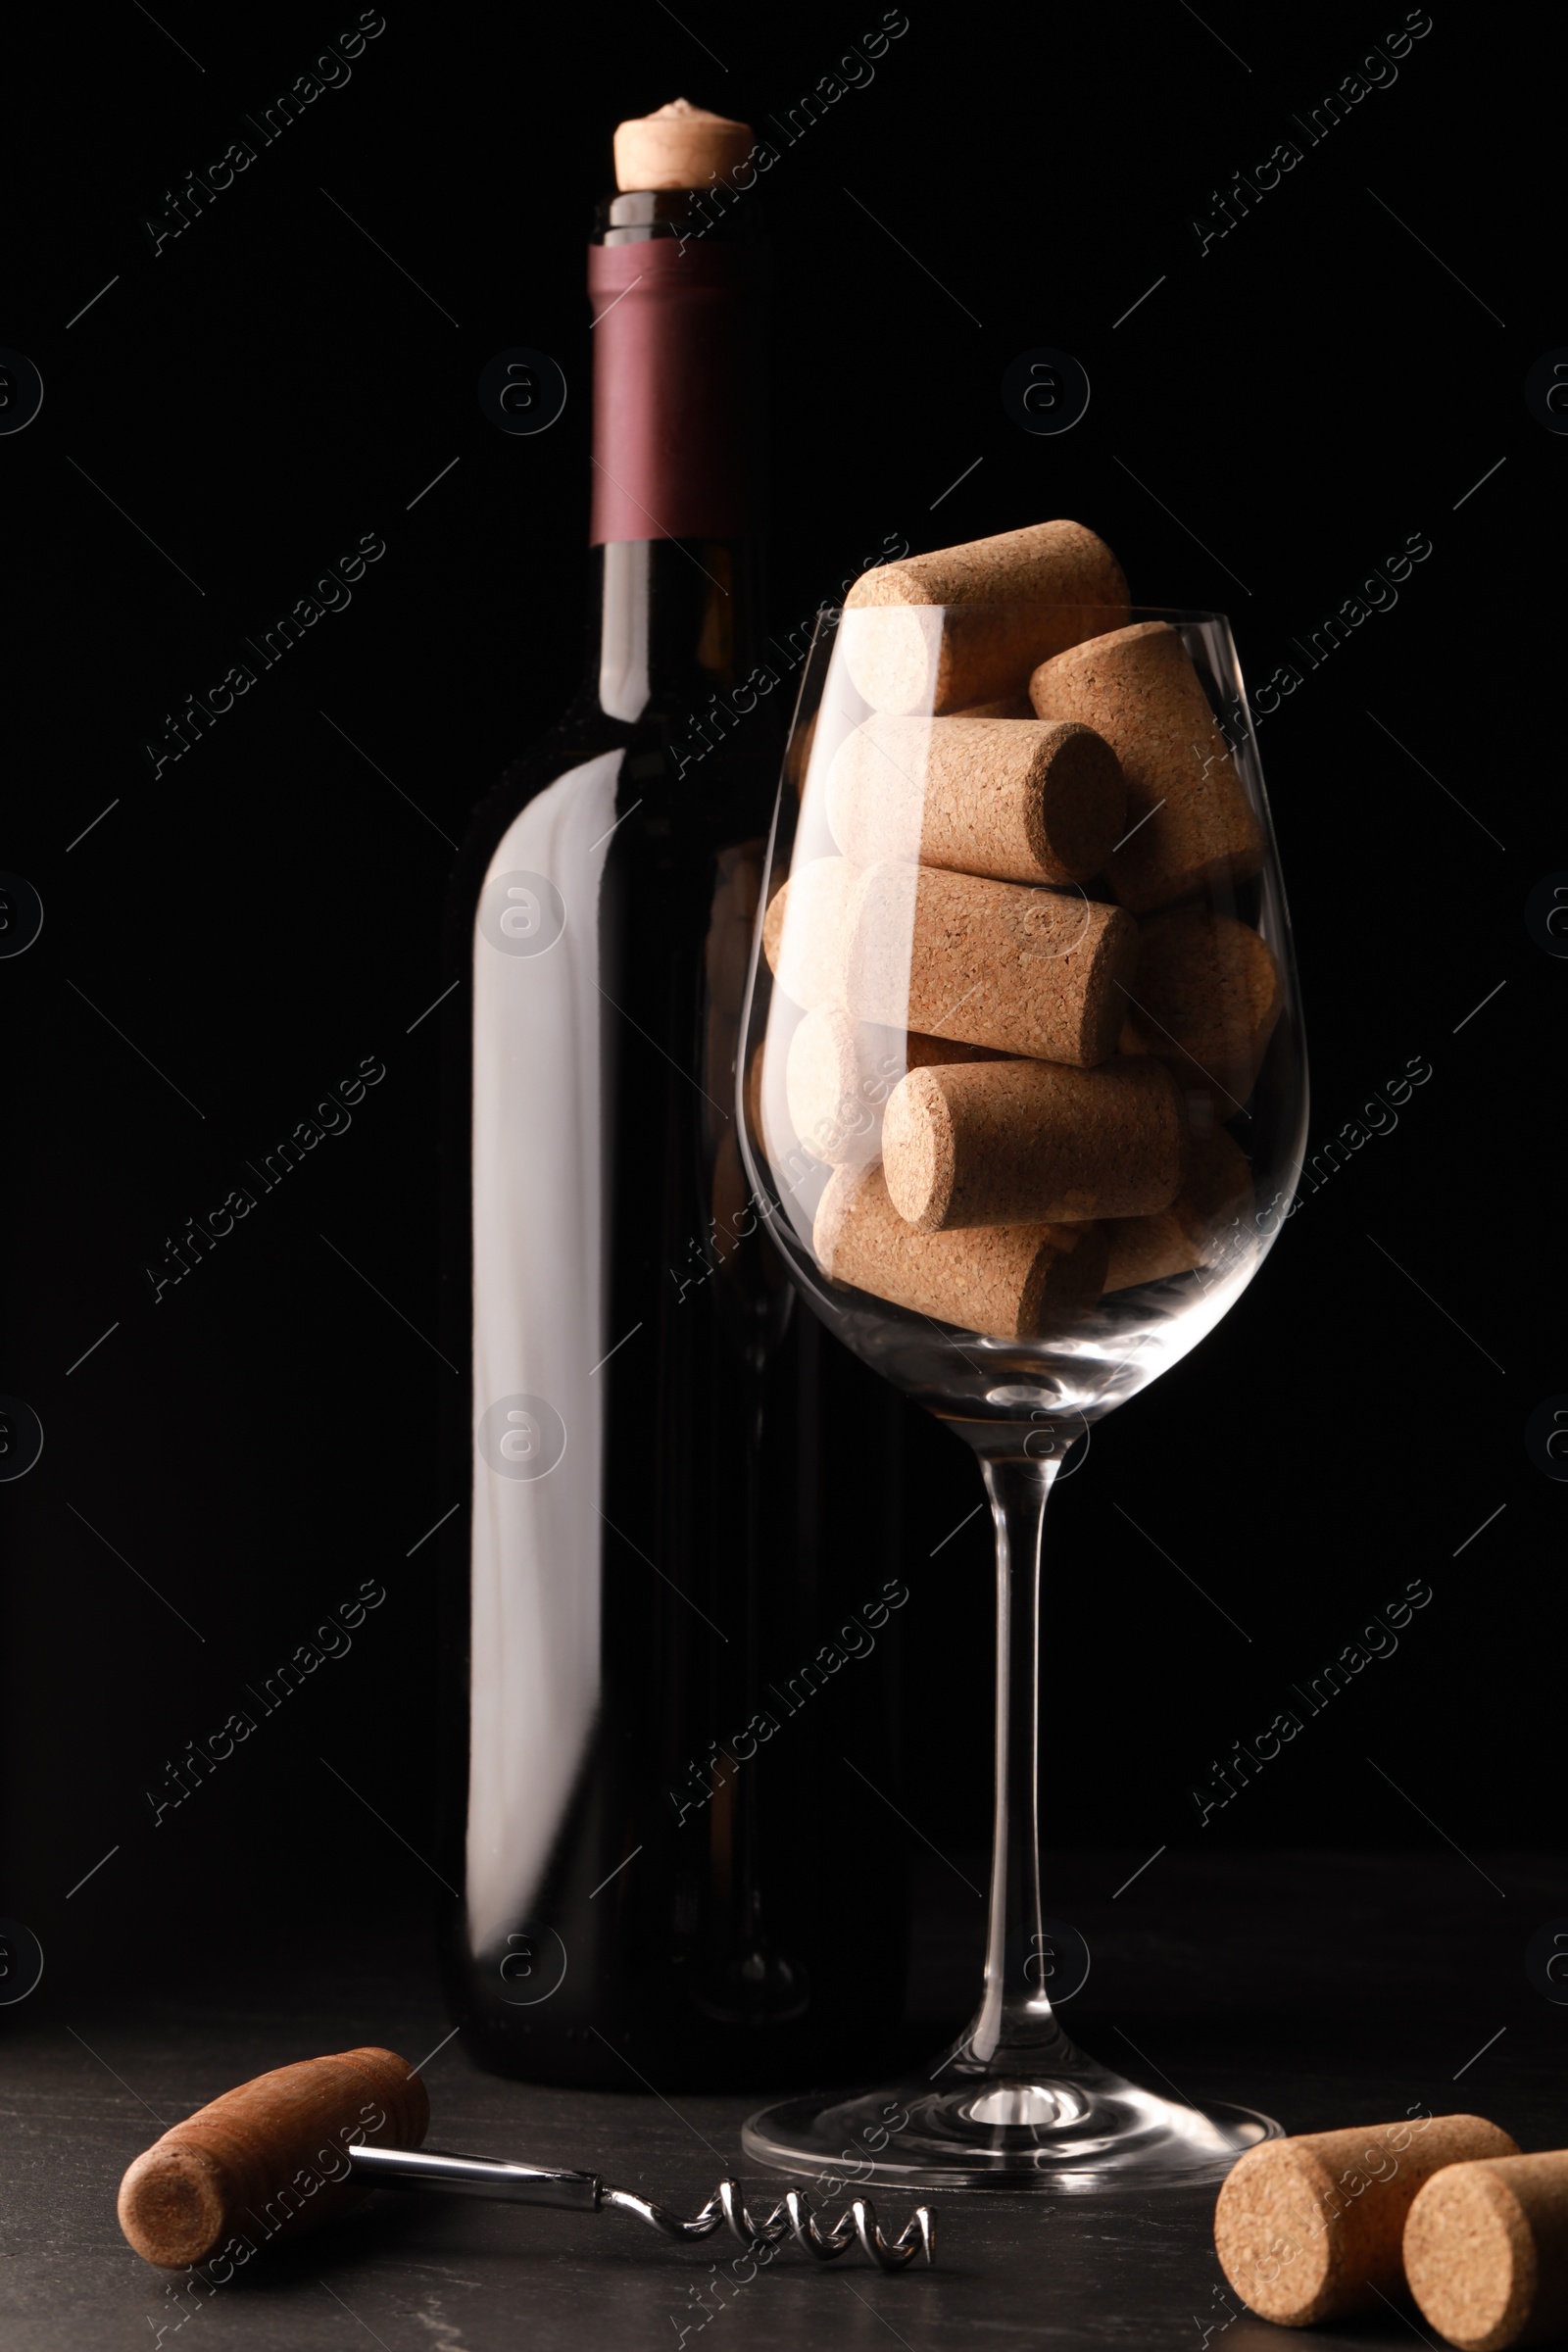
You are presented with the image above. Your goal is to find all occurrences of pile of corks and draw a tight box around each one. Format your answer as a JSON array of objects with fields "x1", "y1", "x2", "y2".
[
  {"x1": 1215, "y1": 2115, "x2": 1568, "y2": 2351},
  {"x1": 760, "y1": 518, "x2": 1285, "y2": 1343}
]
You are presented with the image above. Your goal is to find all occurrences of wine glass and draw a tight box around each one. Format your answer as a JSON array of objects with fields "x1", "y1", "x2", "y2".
[{"x1": 734, "y1": 601, "x2": 1307, "y2": 2189}]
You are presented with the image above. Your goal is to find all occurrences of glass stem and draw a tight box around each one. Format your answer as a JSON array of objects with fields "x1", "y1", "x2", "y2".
[{"x1": 960, "y1": 1452, "x2": 1075, "y2": 2075}]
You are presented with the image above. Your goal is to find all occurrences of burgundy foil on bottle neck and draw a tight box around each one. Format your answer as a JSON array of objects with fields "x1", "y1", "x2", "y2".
[{"x1": 588, "y1": 238, "x2": 747, "y2": 546}]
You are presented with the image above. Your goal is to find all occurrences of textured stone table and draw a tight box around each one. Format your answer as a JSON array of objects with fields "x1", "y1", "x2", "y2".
[{"x1": 2, "y1": 1851, "x2": 1558, "y2": 2348}]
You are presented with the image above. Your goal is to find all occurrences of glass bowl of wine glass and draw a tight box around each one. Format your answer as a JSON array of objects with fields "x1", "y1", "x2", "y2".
[{"x1": 734, "y1": 600, "x2": 1308, "y2": 2189}]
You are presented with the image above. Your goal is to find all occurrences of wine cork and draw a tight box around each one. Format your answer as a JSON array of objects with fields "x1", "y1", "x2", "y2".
[
  {"x1": 1404, "y1": 2151, "x2": 1568, "y2": 2351},
  {"x1": 785, "y1": 1006, "x2": 1001, "y2": 1168},
  {"x1": 761, "y1": 857, "x2": 858, "y2": 1010},
  {"x1": 117, "y1": 2047, "x2": 429, "y2": 2270},
  {"x1": 1029, "y1": 620, "x2": 1263, "y2": 913},
  {"x1": 841, "y1": 859, "x2": 1136, "y2": 1067},
  {"x1": 814, "y1": 1160, "x2": 1107, "y2": 1341},
  {"x1": 1213, "y1": 2115, "x2": 1520, "y2": 2328},
  {"x1": 825, "y1": 715, "x2": 1125, "y2": 886},
  {"x1": 1102, "y1": 1123, "x2": 1252, "y2": 1291},
  {"x1": 883, "y1": 1056, "x2": 1183, "y2": 1232},
  {"x1": 841, "y1": 520, "x2": 1131, "y2": 714},
  {"x1": 613, "y1": 99, "x2": 755, "y2": 192},
  {"x1": 1121, "y1": 907, "x2": 1284, "y2": 1115}
]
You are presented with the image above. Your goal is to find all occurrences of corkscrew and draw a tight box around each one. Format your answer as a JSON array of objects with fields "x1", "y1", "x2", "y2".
[
  {"x1": 350, "y1": 2143, "x2": 935, "y2": 2271},
  {"x1": 115, "y1": 2047, "x2": 936, "y2": 2278}
]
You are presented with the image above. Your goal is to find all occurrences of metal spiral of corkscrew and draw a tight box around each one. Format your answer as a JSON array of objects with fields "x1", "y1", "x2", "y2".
[
  {"x1": 601, "y1": 2178, "x2": 936, "y2": 2271},
  {"x1": 343, "y1": 2142, "x2": 936, "y2": 2274}
]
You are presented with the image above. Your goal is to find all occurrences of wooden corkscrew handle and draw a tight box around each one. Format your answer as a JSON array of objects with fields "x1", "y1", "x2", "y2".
[{"x1": 117, "y1": 2046, "x2": 429, "y2": 2270}]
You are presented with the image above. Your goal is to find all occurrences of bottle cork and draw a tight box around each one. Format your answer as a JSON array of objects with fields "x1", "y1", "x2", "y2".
[
  {"x1": 825, "y1": 714, "x2": 1125, "y2": 887},
  {"x1": 761, "y1": 857, "x2": 858, "y2": 1010},
  {"x1": 1121, "y1": 906, "x2": 1284, "y2": 1115},
  {"x1": 882, "y1": 1055, "x2": 1184, "y2": 1232},
  {"x1": 840, "y1": 858, "x2": 1137, "y2": 1068},
  {"x1": 612, "y1": 98, "x2": 755, "y2": 192},
  {"x1": 1102, "y1": 1122, "x2": 1252, "y2": 1291},
  {"x1": 1029, "y1": 619, "x2": 1263, "y2": 913},
  {"x1": 841, "y1": 520, "x2": 1131, "y2": 715},
  {"x1": 785, "y1": 1005, "x2": 1001, "y2": 1168},
  {"x1": 1213, "y1": 2115, "x2": 1521, "y2": 2328},
  {"x1": 1404, "y1": 2151, "x2": 1568, "y2": 2352},
  {"x1": 814, "y1": 1160, "x2": 1107, "y2": 1341}
]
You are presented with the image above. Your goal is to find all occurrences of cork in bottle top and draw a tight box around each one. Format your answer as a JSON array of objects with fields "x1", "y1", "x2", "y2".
[
  {"x1": 840, "y1": 858, "x2": 1137, "y2": 1068},
  {"x1": 1029, "y1": 618, "x2": 1264, "y2": 912},
  {"x1": 1404, "y1": 2150, "x2": 1568, "y2": 2352},
  {"x1": 814, "y1": 1160, "x2": 1107, "y2": 1341},
  {"x1": 612, "y1": 99, "x2": 755, "y2": 192},
  {"x1": 1213, "y1": 2114, "x2": 1521, "y2": 2328},
  {"x1": 882, "y1": 1054, "x2": 1184, "y2": 1232},
  {"x1": 825, "y1": 714, "x2": 1125, "y2": 887},
  {"x1": 841, "y1": 519, "x2": 1131, "y2": 714}
]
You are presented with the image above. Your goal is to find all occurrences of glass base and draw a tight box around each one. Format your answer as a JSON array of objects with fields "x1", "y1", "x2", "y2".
[{"x1": 742, "y1": 2040, "x2": 1281, "y2": 2191}]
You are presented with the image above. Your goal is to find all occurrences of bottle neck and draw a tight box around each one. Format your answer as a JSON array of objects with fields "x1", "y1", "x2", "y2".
[
  {"x1": 593, "y1": 538, "x2": 759, "y2": 722},
  {"x1": 586, "y1": 195, "x2": 760, "y2": 723}
]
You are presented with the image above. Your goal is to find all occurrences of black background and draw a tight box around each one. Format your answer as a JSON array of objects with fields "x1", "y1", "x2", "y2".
[{"x1": 2, "y1": 0, "x2": 1555, "y2": 2004}]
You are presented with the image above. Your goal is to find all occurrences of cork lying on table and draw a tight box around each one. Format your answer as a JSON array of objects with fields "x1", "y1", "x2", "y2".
[
  {"x1": 825, "y1": 714, "x2": 1125, "y2": 887},
  {"x1": 840, "y1": 859, "x2": 1137, "y2": 1067},
  {"x1": 1213, "y1": 2115, "x2": 1521, "y2": 2328},
  {"x1": 814, "y1": 1161, "x2": 1107, "y2": 1340},
  {"x1": 1404, "y1": 2150, "x2": 1568, "y2": 2352},
  {"x1": 841, "y1": 518, "x2": 1131, "y2": 714},
  {"x1": 1121, "y1": 906, "x2": 1284, "y2": 1114},
  {"x1": 761, "y1": 857, "x2": 858, "y2": 1011},
  {"x1": 1102, "y1": 1122, "x2": 1252, "y2": 1291},
  {"x1": 786, "y1": 1005, "x2": 1002, "y2": 1168},
  {"x1": 1030, "y1": 619, "x2": 1263, "y2": 913},
  {"x1": 882, "y1": 1055, "x2": 1184, "y2": 1232}
]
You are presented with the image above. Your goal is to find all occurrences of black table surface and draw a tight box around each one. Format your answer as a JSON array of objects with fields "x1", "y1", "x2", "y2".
[{"x1": 4, "y1": 1849, "x2": 1562, "y2": 2350}]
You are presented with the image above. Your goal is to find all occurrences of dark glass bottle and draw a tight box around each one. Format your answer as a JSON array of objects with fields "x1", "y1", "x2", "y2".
[{"x1": 437, "y1": 181, "x2": 907, "y2": 2087}]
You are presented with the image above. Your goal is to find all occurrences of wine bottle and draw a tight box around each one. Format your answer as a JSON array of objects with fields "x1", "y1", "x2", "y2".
[{"x1": 437, "y1": 105, "x2": 908, "y2": 2088}]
